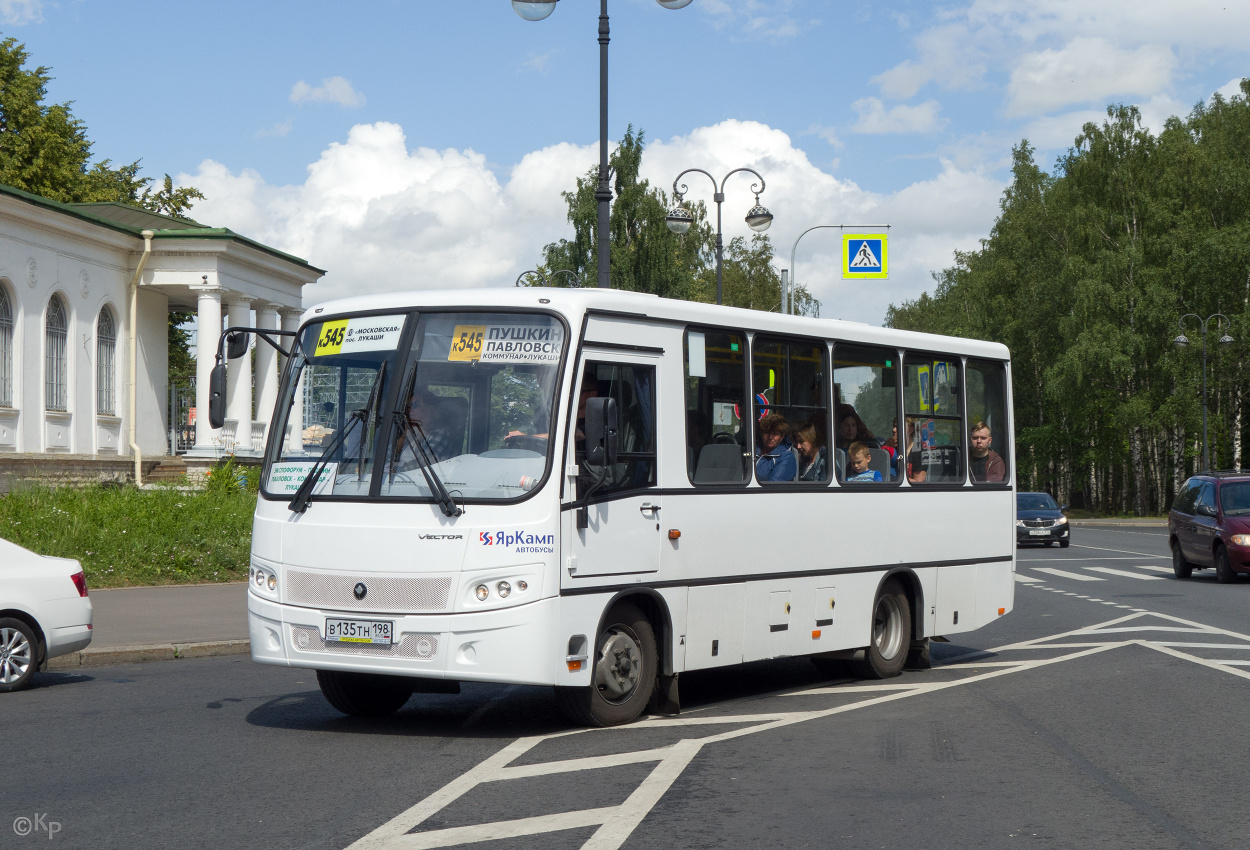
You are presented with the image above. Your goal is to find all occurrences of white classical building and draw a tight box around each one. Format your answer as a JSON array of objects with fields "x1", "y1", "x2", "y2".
[{"x1": 0, "y1": 183, "x2": 322, "y2": 478}]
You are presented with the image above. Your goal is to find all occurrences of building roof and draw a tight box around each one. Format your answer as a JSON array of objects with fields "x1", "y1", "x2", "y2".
[{"x1": 0, "y1": 183, "x2": 325, "y2": 276}]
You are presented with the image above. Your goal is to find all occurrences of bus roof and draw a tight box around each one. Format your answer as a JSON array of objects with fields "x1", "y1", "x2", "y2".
[{"x1": 300, "y1": 286, "x2": 1011, "y2": 361}]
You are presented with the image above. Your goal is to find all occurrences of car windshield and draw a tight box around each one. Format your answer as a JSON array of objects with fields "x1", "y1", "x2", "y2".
[
  {"x1": 262, "y1": 310, "x2": 566, "y2": 504},
  {"x1": 1017, "y1": 493, "x2": 1058, "y2": 511},
  {"x1": 1219, "y1": 482, "x2": 1250, "y2": 516}
]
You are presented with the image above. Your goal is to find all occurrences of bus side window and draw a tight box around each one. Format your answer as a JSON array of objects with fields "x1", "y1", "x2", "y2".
[
  {"x1": 752, "y1": 335, "x2": 829, "y2": 484},
  {"x1": 686, "y1": 328, "x2": 749, "y2": 485},
  {"x1": 577, "y1": 361, "x2": 657, "y2": 497},
  {"x1": 833, "y1": 343, "x2": 899, "y2": 484},
  {"x1": 903, "y1": 355, "x2": 964, "y2": 485},
  {"x1": 966, "y1": 359, "x2": 1009, "y2": 484}
]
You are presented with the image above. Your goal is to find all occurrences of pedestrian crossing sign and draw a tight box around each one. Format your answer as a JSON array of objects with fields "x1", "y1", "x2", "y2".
[{"x1": 842, "y1": 234, "x2": 888, "y2": 279}]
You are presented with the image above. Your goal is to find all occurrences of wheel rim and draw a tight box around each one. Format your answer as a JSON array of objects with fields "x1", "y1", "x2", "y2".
[
  {"x1": 872, "y1": 595, "x2": 904, "y2": 660},
  {"x1": 594, "y1": 626, "x2": 643, "y2": 704},
  {"x1": 0, "y1": 627, "x2": 32, "y2": 684}
]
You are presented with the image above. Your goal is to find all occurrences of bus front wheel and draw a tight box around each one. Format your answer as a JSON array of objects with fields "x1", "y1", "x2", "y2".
[
  {"x1": 856, "y1": 579, "x2": 911, "y2": 679},
  {"x1": 316, "y1": 670, "x2": 414, "y2": 717},
  {"x1": 556, "y1": 602, "x2": 657, "y2": 727}
]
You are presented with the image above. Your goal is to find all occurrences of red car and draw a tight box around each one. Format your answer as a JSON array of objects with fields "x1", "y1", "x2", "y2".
[{"x1": 1169, "y1": 473, "x2": 1250, "y2": 582}]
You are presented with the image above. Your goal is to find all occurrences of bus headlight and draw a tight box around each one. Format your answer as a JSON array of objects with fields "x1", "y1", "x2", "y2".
[
  {"x1": 476, "y1": 584, "x2": 490, "y2": 601},
  {"x1": 497, "y1": 581, "x2": 511, "y2": 598},
  {"x1": 267, "y1": 574, "x2": 277, "y2": 591}
]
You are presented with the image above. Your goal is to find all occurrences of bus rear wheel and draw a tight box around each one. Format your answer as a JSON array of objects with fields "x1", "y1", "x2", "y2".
[
  {"x1": 556, "y1": 602, "x2": 657, "y2": 727},
  {"x1": 316, "y1": 670, "x2": 414, "y2": 717},
  {"x1": 855, "y1": 578, "x2": 911, "y2": 679}
]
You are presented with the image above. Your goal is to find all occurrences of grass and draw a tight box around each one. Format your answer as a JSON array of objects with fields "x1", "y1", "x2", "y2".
[{"x1": 0, "y1": 483, "x2": 257, "y2": 588}]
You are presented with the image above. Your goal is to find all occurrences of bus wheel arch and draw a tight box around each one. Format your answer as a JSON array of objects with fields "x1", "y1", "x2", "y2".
[
  {"x1": 856, "y1": 574, "x2": 914, "y2": 679},
  {"x1": 557, "y1": 596, "x2": 661, "y2": 727}
]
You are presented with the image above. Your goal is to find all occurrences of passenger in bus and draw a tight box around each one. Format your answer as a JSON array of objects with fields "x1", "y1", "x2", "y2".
[
  {"x1": 969, "y1": 420, "x2": 1006, "y2": 482},
  {"x1": 903, "y1": 418, "x2": 927, "y2": 483},
  {"x1": 880, "y1": 418, "x2": 899, "y2": 459},
  {"x1": 835, "y1": 404, "x2": 877, "y2": 449},
  {"x1": 845, "y1": 441, "x2": 883, "y2": 482},
  {"x1": 794, "y1": 423, "x2": 827, "y2": 482},
  {"x1": 755, "y1": 413, "x2": 798, "y2": 481}
]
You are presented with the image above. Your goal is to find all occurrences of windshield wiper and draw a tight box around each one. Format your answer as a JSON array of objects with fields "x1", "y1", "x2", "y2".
[
  {"x1": 289, "y1": 410, "x2": 365, "y2": 514},
  {"x1": 391, "y1": 410, "x2": 462, "y2": 518}
]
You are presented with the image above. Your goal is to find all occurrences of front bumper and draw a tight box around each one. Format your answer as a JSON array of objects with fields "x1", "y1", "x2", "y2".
[
  {"x1": 248, "y1": 592, "x2": 559, "y2": 686},
  {"x1": 1017, "y1": 524, "x2": 1070, "y2": 544}
]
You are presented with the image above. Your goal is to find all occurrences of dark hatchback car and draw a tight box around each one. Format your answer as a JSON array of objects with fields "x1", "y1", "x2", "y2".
[
  {"x1": 1017, "y1": 492, "x2": 1070, "y2": 547},
  {"x1": 1169, "y1": 473, "x2": 1250, "y2": 582}
]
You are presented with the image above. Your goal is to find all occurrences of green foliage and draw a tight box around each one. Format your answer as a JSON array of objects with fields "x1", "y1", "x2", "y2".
[
  {"x1": 204, "y1": 455, "x2": 259, "y2": 495},
  {"x1": 539, "y1": 126, "x2": 819, "y2": 315},
  {"x1": 887, "y1": 84, "x2": 1250, "y2": 514},
  {"x1": 0, "y1": 34, "x2": 204, "y2": 219},
  {"x1": 168, "y1": 310, "x2": 196, "y2": 386},
  {"x1": 0, "y1": 484, "x2": 256, "y2": 587}
]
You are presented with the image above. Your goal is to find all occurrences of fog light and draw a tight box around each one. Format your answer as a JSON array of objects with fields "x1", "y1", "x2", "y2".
[
  {"x1": 475, "y1": 584, "x2": 489, "y2": 601},
  {"x1": 267, "y1": 575, "x2": 277, "y2": 591},
  {"x1": 497, "y1": 581, "x2": 511, "y2": 598},
  {"x1": 517, "y1": 580, "x2": 528, "y2": 592},
  {"x1": 249, "y1": 568, "x2": 255, "y2": 580}
]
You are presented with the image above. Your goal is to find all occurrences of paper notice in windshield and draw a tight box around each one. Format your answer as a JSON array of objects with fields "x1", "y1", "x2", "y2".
[
  {"x1": 267, "y1": 462, "x2": 337, "y2": 495},
  {"x1": 314, "y1": 315, "x2": 405, "y2": 356},
  {"x1": 446, "y1": 324, "x2": 562, "y2": 364}
]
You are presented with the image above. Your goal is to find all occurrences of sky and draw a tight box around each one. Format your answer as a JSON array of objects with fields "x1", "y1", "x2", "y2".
[{"x1": 9, "y1": 0, "x2": 1249, "y2": 325}]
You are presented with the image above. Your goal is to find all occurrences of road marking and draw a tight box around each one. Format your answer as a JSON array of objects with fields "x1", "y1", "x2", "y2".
[
  {"x1": 1085, "y1": 567, "x2": 1165, "y2": 581},
  {"x1": 1014, "y1": 574, "x2": 1043, "y2": 583},
  {"x1": 1132, "y1": 564, "x2": 1175, "y2": 574},
  {"x1": 1067, "y1": 543, "x2": 1169, "y2": 559},
  {"x1": 1032, "y1": 567, "x2": 1104, "y2": 581},
  {"x1": 1019, "y1": 557, "x2": 1144, "y2": 561},
  {"x1": 343, "y1": 609, "x2": 1250, "y2": 850}
]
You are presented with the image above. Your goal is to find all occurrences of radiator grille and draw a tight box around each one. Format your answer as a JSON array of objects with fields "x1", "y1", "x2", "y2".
[
  {"x1": 290, "y1": 626, "x2": 439, "y2": 660},
  {"x1": 1022, "y1": 519, "x2": 1054, "y2": 528},
  {"x1": 286, "y1": 570, "x2": 453, "y2": 613}
]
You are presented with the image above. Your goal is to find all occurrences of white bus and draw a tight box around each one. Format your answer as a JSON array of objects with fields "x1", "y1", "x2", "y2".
[{"x1": 220, "y1": 288, "x2": 1015, "y2": 727}]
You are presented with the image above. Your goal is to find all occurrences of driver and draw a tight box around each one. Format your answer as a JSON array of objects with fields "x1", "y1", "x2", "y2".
[{"x1": 396, "y1": 388, "x2": 457, "y2": 466}]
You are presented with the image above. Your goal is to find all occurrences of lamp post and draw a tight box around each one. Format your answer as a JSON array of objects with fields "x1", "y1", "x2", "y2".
[
  {"x1": 787, "y1": 223, "x2": 891, "y2": 315},
  {"x1": 515, "y1": 269, "x2": 582, "y2": 287},
  {"x1": 1174, "y1": 312, "x2": 1234, "y2": 472},
  {"x1": 513, "y1": 0, "x2": 693, "y2": 290},
  {"x1": 665, "y1": 167, "x2": 773, "y2": 306}
]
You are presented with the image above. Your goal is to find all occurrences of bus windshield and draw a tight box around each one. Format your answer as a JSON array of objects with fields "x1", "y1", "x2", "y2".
[{"x1": 263, "y1": 310, "x2": 566, "y2": 504}]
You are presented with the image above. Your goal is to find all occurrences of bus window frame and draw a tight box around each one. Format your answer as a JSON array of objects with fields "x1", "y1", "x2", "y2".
[
  {"x1": 829, "y1": 340, "x2": 904, "y2": 490},
  {"x1": 684, "y1": 323, "x2": 752, "y2": 489},
  {"x1": 900, "y1": 349, "x2": 968, "y2": 490},
  {"x1": 259, "y1": 305, "x2": 570, "y2": 507},
  {"x1": 749, "y1": 331, "x2": 832, "y2": 486},
  {"x1": 963, "y1": 355, "x2": 1013, "y2": 489}
]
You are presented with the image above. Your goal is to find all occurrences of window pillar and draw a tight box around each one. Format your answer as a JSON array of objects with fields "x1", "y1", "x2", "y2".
[{"x1": 279, "y1": 308, "x2": 303, "y2": 453}]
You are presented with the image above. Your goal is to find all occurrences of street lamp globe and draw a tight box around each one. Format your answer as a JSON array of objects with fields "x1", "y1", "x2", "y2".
[
  {"x1": 666, "y1": 204, "x2": 694, "y2": 234},
  {"x1": 656, "y1": 0, "x2": 694, "y2": 8},
  {"x1": 745, "y1": 203, "x2": 774, "y2": 233},
  {"x1": 512, "y1": 0, "x2": 558, "y2": 21},
  {"x1": 1220, "y1": 333, "x2": 1235, "y2": 345},
  {"x1": 1173, "y1": 334, "x2": 1189, "y2": 348}
]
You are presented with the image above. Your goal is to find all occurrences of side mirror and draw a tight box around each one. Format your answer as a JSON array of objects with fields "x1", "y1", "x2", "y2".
[
  {"x1": 208, "y1": 363, "x2": 227, "y2": 429},
  {"x1": 1060, "y1": 504, "x2": 1069, "y2": 512},
  {"x1": 584, "y1": 396, "x2": 618, "y2": 467},
  {"x1": 227, "y1": 331, "x2": 250, "y2": 360},
  {"x1": 1197, "y1": 504, "x2": 1218, "y2": 518}
]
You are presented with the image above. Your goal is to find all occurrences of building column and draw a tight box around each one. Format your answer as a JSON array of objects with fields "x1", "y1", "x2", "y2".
[
  {"x1": 224, "y1": 296, "x2": 253, "y2": 448},
  {"x1": 254, "y1": 303, "x2": 280, "y2": 444},
  {"x1": 192, "y1": 283, "x2": 222, "y2": 451},
  {"x1": 279, "y1": 307, "x2": 304, "y2": 452}
]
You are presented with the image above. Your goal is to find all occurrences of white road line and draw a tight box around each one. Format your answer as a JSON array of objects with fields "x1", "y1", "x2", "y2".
[
  {"x1": 1032, "y1": 567, "x2": 1104, "y2": 581},
  {"x1": 1152, "y1": 642, "x2": 1250, "y2": 649},
  {"x1": 1085, "y1": 567, "x2": 1165, "y2": 580},
  {"x1": 1210, "y1": 660, "x2": 1250, "y2": 666},
  {"x1": 1014, "y1": 574, "x2": 1043, "y2": 583},
  {"x1": 1141, "y1": 642, "x2": 1250, "y2": 683},
  {"x1": 1067, "y1": 543, "x2": 1169, "y2": 559},
  {"x1": 391, "y1": 808, "x2": 617, "y2": 850},
  {"x1": 1076, "y1": 626, "x2": 1212, "y2": 634},
  {"x1": 1019, "y1": 557, "x2": 1141, "y2": 561},
  {"x1": 583, "y1": 739, "x2": 702, "y2": 850},
  {"x1": 497, "y1": 747, "x2": 671, "y2": 781},
  {"x1": 1133, "y1": 564, "x2": 1175, "y2": 574}
]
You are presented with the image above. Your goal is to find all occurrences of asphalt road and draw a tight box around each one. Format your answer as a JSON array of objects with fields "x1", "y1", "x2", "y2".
[{"x1": 7, "y1": 526, "x2": 1250, "y2": 850}]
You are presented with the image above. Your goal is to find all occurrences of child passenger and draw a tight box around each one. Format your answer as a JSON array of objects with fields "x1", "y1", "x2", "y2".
[{"x1": 845, "y1": 441, "x2": 883, "y2": 483}]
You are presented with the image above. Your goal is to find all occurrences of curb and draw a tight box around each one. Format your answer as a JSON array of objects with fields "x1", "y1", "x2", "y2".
[{"x1": 47, "y1": 639, "x2": 250, "y2": 671}]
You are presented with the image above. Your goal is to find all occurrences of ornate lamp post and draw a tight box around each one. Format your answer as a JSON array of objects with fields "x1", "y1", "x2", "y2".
[
  {"x1": 515, "y1": 269, "x2": 582, "y2": 287},
  {"x1": 513, "y1": 0, "x2": 693, "y2": 289},
  {"x1": 664, "y1": 167, "x2": 772, "y2": 306},
  {"x1": 1174, "y1": 313, "x2": 1234, "y2": 471}
]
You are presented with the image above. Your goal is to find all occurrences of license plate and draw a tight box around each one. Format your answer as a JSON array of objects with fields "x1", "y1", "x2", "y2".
[
  {"x1": 325, "y1": 618, "x2": 393, "y2": 645},
  {"x1": 1029, "y1": 529, "x2": 1050, "y2": 536}
]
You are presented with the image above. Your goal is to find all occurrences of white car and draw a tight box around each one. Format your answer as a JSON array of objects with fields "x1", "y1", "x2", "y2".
[{"x1": 1, "y1": 537, "x2": 93, "y2": 691}]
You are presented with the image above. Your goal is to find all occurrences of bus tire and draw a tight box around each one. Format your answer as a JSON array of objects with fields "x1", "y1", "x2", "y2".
[
  {"x1": 1172, "y1": 540, "x2": 1192, "y2": 579},
  {"x1": 316, "y1": 670, "x2": 414, "y2": 717},
  {"x1": 556, "y1": 602, "x2": 657, "y2": 727},
  {"x1": 855, "y1": 578, "x2": 911, "y2": 679}
]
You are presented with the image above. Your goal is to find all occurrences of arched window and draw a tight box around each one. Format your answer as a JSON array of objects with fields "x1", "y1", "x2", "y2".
[
  {"x1": 45, "y1": 296, "x2": 68, "y2": 412},
  {"x1": 97, "y1": 307, "x2": 117, "y2": 415},
  {"x1": 0, "y1": 286, "x2": 12, "y2": 407}
]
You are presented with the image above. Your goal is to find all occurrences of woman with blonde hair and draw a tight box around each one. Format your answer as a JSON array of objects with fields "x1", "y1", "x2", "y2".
[{"x1": 794, "y1": 422, "x2": 827, "y2": 482}]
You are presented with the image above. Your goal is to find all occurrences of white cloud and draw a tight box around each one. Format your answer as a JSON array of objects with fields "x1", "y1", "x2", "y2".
[
  {"x1": 289, "y1": 76, "x2": 366, "y2": 108},
  {"x1": 872, "y1": 23, "x2": 988, "y2": 99},
  {"x1": 1215, "y1": 77, "x2": 1247, "y2": 101},
  {"x1": 802, "y1": 123, "x2": 843, "y2": 149},
  {"x1": 852, "y1": 98, "x2": 945, "y2": 134},
  {"x1": 522, "y1": 51, "x2": 555, "y2": 74},
  {"x1": 182, "y1": 119, "x2": 1004, "y2": 326},
  {"x1": 1007, "y1": 37, "x2": 1175, "y2": 117},
  {"x1": 697, "y1": 0, "x2": 810, "y2": 41},
  {"x1": 256, "y1": 118, "x2": 294, "y2": 138},
  {"x1": 1020, "y1": 109, "x2": 1106, "y2": 151},
  {"x1": 0, "y1": 0, "x2": 41, "y2": 25}
]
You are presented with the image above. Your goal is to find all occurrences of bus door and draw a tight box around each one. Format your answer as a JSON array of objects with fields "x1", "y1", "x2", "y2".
[{"x1": 569, "y1": 355, "x2": 661, "y2": 578}]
